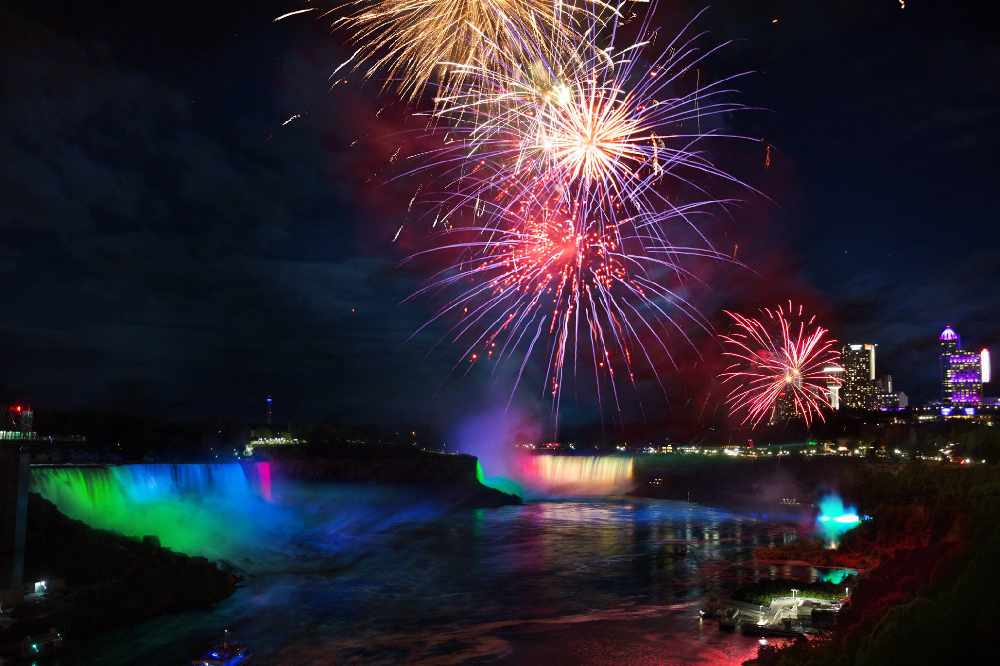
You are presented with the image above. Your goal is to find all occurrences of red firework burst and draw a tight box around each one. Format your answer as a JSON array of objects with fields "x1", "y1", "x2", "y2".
[
  {"x1": 719, "y1": 302, "x2": 842, "y2": 428},
  {"x1": 408, "y1": 191, "x2": 725, "y2": 421}
]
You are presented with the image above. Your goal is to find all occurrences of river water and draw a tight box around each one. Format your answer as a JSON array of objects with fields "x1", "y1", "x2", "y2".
[{"x1": 32, "y1": 465, "x2": 819, "y2": 665}]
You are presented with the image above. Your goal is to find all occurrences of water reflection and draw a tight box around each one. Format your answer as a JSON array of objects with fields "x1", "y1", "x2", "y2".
[{"x1": 83, "y1": 497, "x2": 813, "y2": 665}]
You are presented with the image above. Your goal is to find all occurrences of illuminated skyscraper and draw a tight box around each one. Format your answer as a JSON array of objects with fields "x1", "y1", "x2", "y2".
[
  {"x1": 265, "y1": 396, "x2": 273, "y2": 425},
  {"x1": 841, "y1": 344, "x2": 879, "y2": 410},
  {"x1": 939, "y1": 325, "x2": 959, "y2": 355},
  {"x1": 939, "y1": 326, "x2": 982, "y2": 405}
]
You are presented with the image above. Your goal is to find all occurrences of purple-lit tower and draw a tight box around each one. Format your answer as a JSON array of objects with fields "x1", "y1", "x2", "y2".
[{"x1": 940, "y1": 325, "x2": 982, "y2": 405}]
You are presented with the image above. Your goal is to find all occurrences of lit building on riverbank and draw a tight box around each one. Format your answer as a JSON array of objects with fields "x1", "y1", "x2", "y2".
[
  {"x1": 841, "y1": 344, "x2": 879, "y2": 410},
  {"x1": 940, "y1": 325, "x2": 984, "y2": 405}
]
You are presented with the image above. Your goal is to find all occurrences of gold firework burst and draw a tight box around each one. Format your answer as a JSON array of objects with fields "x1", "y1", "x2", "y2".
[{"x1": 333, "y1": 0, "x2": 593, "y2": 100}]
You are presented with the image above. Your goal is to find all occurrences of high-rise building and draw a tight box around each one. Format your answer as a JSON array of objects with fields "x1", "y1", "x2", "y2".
[
  {"x1": 939, "y1": 325, "x2": 960, "y2": 353},
  {"x1": 822, "y1": 365, "x2": 844, "y2": 410},
  {"x1": 939, "y1": 326, "x2": 983, "y2": 405},
  {"x1": 939, "y1": 325, "x2": 959, "y2": 396},
  {"x1": 265, "y1": 396, "x2": 273, "y2": 425},
  {"x1": 874, "y1": 375, "x2": 901, "y2": 411},
  {"x1": 841, "y1": 344, "x2": 879, "y2": 410}
]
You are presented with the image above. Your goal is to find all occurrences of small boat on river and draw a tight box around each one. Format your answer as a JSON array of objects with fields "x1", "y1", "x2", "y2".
[{"x1": 192, "y1": 630, "x2": 251, "y2": 666}]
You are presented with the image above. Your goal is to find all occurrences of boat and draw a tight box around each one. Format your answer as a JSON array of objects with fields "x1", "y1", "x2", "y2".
[{"x1": 192, "y1": 630, "x2": 251, "y2": 666}]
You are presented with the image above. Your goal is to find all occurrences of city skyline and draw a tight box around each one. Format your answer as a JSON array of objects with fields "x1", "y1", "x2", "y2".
[{"x1": 8, "y1": 318, "x2": 995, "y2": 431}]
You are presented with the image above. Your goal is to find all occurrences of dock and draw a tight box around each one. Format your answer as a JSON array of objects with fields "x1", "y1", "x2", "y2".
[{"x1": 712, "y1": 591, "x2": 844, "y2": 637}]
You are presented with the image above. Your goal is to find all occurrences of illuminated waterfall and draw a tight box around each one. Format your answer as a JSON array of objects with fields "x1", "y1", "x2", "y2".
[
  {"x1": 30, "y1": 463, "x2": 449, "y2": 570},
  {"x1": 30, "y1": 464, "x2": 275, "y2": 560},
  {"x1": 522, "y1": 456, "x2": 635, "y2": 496}
]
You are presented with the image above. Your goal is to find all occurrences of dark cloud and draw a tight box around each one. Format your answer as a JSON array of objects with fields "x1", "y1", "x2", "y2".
[{"x1": 0, "y1": 7, "x2": 466, "y2": 422}]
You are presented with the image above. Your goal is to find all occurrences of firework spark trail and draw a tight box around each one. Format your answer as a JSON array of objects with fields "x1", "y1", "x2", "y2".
[
  {"x1": 328, "y1": 0, "x2": 603, "y2": 100},
  {"x1": 719, "y1": 302, "x2": 842, "y2": 428},
  {"x1": 306, "y1": 1, "x2": 759, "y2": 417},
  {"x1": 387, "y1": 4, "x2": 759, "y2": 415},
  {"x1": 406, "y1": 5, "x2": 757, "y2": 262},
  {"x1": 406, "y1": 193, "x2": 735, "y2": 421},
  {"x1": 274, "y1": 8, "x2": 317, "y2": 23}
]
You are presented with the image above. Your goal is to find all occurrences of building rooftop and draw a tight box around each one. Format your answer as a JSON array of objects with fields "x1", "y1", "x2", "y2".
[{"x1": 940, "y1": 325, "x2": 959, "y2": 342}]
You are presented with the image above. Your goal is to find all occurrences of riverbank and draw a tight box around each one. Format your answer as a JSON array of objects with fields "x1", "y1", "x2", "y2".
[
  {"x1": 752, "y1": 537, "x2": 879, "y2": 571},
  {"x1": 1, "y1": 494, "x2": 236, "y2": 657},
  {"x1": 627, "y1": 456, "x2": 1000, "y2": 664},
  {"x1": 745, "y1": 463, "x2": 1000, "y2": 666},
  {"x1": 630, "y1": 455, "x2": 890, "y2": 507}
]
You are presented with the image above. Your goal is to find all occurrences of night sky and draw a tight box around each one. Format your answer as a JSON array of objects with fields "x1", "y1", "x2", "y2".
[{"x1": 3, "y1": 1, "x2": 999, "y2": 428}]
